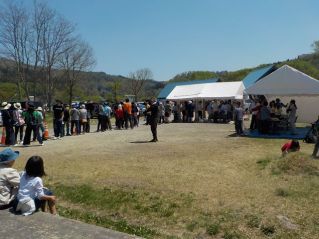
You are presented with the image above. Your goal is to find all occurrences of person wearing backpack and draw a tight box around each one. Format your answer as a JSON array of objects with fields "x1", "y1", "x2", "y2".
[
  {"x1": 1, "y1": 102, "x2": 16, "y2": 146},
  {"x1": 22, "y1": 104, "x2": 43, "y2": 146}
]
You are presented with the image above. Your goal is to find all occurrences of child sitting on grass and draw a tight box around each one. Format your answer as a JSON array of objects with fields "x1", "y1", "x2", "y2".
[
  {"x1": 281, "y1": 139, "x2": 300, "y2": 157},
  {"x1": 16, "y1": 156, "x2": 57, "y2": 216},
  {"x1": 0, "y1": 148, "x2": 20, "y2": 210}
]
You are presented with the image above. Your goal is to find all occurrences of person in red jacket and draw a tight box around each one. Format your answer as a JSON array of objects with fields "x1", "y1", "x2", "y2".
[
  {"x1": 281, "y1": 140, "x2": 300, "y2": 157},
  {"x1": 115, "y1": 104, "x2": 124, "y2": 130}
]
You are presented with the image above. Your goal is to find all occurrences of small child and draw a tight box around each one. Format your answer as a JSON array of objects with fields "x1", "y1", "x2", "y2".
[
  {"x1": 0, "y1": 148, "x2": 20, "y2": 210},
  {"x1": 16, "y1": 156, "x2": 57, "y2": 215},
  {"x1": 281, "y1": 139, "x2": 300, "y2": 157}
]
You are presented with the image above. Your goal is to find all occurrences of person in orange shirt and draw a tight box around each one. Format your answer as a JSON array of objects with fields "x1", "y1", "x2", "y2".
[{"x1": 122, "y1": 99, "x2": 133, "y2": 129}]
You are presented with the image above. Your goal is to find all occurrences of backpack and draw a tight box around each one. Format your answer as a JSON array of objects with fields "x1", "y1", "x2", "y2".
[{"x1": 303, "y1": 128, "x2": 316, "y2": 144}]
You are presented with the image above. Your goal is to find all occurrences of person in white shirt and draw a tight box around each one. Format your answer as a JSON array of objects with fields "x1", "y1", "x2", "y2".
[{"x1": 17, "y1": 156, "x2": 57, "y2": 215}]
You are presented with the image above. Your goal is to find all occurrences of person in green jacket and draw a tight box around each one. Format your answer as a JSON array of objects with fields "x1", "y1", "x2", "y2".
[{"x1": 22, "y1": 104, "x2": 43, "y2": 146}]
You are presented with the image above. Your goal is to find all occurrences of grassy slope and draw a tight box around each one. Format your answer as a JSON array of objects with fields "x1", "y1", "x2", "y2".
[{"x1": 13, "y1": 122, "x2": 319, "y2": 239}]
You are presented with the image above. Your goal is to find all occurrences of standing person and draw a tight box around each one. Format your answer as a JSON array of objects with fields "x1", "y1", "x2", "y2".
[
  {"x1": 132, "y1": 102, "x2": 139, "y2": 127},
  {"x1": 186, "y1": 101, "x2": 195, "y2": 123},
  {"x1": 144, "y1": 101, "x2": 151, "y2": 125},
  {"x1": 1, "y1": 102, "x2": 16, "y2": 146},
  {"x1": 259, "y1": 101, "x2": 270, "y2": 134},
  {"x1": 103, "y1": 103, "x2": 112, "y2": 130},
  {"x1": 123, "y1": 98, "x2": 133, "y2": 129},
  {"x1": 0, "y1": 148, "x2": 20, "y2": 210},
  {"x1": 251, "y1": 100, "x2": 262, "y2": 131},
  {"x1": 234, "y1": 102, "x2": 244, "y2": 136},
  {"x1": 164, "y1": 101, "x2": 172, "y2": 123},
  {"x1": 52, "y1": 100, "x2": 64, "y2": 139},
  {"x1": 115, "y1": 104, "x2": 124, "y2": 129},
  {"x1": 16, "y1": 156, "x2": 57, "y2": 216},
  {"x1": 79, "y1": 105, "x2": 88, "y2": 134},
  {"x1": 70, "y1": 104, "x2": 80, "y2": 135},
  {"x1": 96, "y1": 103, "x2": 104, "y2": 132},
  {"x1": 22, "y1": 104, "x2": 43, "y2": 146},
  {"x1": 148, "y1": 99, "x2": 159, "y2": 142},
  {"x1": 158, "y1": 101, "x2": 165, "y2": 124},
  {"x1": 13, "y1": 103, "x2": 25, "y2": 145},
  {"x1": 35, "y1": 107, "x2": 45, "y2": 141},
  {"x1": 173, "y1": 102, "x2": 181, "y2": 123},
  {"x1": 212, "y1": 100, "x2": 219, "y2": 123},
  {"x1": 287, "y1": 99, "x2": 297, "y2": 134},
  {"x1": 63, "y1": 105, "x2": 71, "y2": 136},
  {"x1": 249, "y1": 99, "x2": 258, "y2": 130},
  {"x1": 86, "y1": 107, "x2": 91, "y2": 133}
]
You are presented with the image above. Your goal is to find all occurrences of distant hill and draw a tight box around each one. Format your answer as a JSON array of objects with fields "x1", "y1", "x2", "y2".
[
  {"x1": 167, "y1": 53, "x2": 319, "y2": 84},
  {"x1": 0, "y1": 60, "x2": 164, "y2": 103},
  {"x1": 1, "y1": 53, "x2": 319, "y2": 103}
]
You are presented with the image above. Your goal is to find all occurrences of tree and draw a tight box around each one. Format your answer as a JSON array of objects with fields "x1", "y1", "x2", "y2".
[
  {"x1": 312, "y1": 40, "x2": 319, "y2": 54},
  {"x1": 128, "y1": 68, "x2": 153, "y2": 102},
  {"x1": 111, "y1": 79, "x2": 122, "y2": 103},
  {"x1": 39, "y1": 3, "x2": 75, "y2": 107},
  {"x1": 59, "y1": 39, "x2": 95, "y2": 105},
  {"x1": 0, "y1": 2, "x2": 31, "y2": 100}
]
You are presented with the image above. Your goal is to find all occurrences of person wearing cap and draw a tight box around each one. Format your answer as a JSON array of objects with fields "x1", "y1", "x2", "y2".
[
  {"x1": 35, "y1": 107, "x2": 45, "y2": 140},
  {"x1": 70, "y1": 104, "x2": 80, "y2": 135},
  {"x1": 1, "y1": 102, "x2": 16, "y2": 146},
  {"x1": 13, "y1": 103, "x2": 25, "y2": 144},
  {"x1": 79, "y1": 104, "x2": 88, "y2": 134},
  {"x1": 147, "y1": 99, "x2": 159, "y2": 142},
  {"x1": 0, "y1": 148, "x2": 20, "y2": 210}
]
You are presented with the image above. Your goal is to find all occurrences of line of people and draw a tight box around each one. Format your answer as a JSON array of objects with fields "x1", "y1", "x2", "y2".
[{"x1": 1, "y1": 102, "x2": 45, "y2": 146}]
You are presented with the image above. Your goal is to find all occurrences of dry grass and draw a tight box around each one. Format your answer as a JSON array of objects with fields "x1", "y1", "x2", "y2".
[{"x1": 11, "y1": 122, "x2": 319, "y2": 238}]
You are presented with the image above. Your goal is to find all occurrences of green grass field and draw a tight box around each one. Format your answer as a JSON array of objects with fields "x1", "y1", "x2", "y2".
[{"x1": 14, "y1": 122, "x2": 319, "y2": 238}]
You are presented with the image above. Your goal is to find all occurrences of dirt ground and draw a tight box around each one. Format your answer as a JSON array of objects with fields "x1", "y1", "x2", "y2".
[
  {"x1": 8, "y1": 121, "x2": 319, "y2": 238},
  {"x1": 9, "y1": 121, "x2": 315, "y2": 203}
]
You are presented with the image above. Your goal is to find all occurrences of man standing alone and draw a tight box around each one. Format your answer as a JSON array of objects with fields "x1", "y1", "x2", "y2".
[{"x1": 148, "y1": 99, "x2": 159, "y2": 142}]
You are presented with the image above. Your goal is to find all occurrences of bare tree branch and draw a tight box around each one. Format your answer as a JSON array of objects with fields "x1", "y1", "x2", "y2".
[{"x1": 128, "y1": 68, "x2": 153, "y2": 102}]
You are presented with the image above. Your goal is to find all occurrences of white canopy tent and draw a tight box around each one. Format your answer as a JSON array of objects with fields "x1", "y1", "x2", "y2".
[
  {"x1": 166, "y1": 82, "x2": 244, "y2": 100},
  {"x1": 245, "y1": 65, "x2": 319, "y2": 123}
]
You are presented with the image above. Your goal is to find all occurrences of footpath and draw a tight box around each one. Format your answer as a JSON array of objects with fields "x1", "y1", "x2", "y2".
[{"x1": 0, "y1": 209, "x2": 142, "y2": 239}]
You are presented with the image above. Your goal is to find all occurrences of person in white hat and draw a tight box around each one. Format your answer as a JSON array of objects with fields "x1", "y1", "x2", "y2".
[
  {"x1": 36, "y1": 107, "x2": 45, "y2": 141},
  {"x1": 1, "y1": 102, "x2": 16, "y2": 146}
]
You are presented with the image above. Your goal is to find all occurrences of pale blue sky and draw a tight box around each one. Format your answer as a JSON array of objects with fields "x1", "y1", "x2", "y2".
[{"x1": 20, "y1": 0, "x2": 319, "y2": 81}]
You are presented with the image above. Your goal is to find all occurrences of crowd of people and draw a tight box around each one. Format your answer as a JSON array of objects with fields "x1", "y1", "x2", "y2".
[
  {"x1": 0, "y1": 98, "x2": 162, "y2": 146},
  {"x1": 249, "y1": 97, "x2": 297, "y2": 134},
  {"x1": 0, "y1": 102, "x2": 45, "y2": 147}
]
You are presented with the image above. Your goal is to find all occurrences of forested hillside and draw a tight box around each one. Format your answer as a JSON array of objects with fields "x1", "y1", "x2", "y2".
[
  {"x1": 168, "y1": 53, "x2": 319, "y2": 83},
  {"x1": 1, "y1": 53, "x2": 319, "y2": 104}
]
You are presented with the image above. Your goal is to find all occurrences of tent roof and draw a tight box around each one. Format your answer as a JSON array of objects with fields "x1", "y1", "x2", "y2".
[
  {"x1": 167, "y1": 81, "x2": 244, "y2": 100},
  {"x1": 242, "y1": 65, "x2": 275, "y2": 88},
  {"x1": 157, "y1": 78, "x2": 220, "y2": 99},
  {"x1": 245, "y1": 65, "x2": 319, "y2": 96}
]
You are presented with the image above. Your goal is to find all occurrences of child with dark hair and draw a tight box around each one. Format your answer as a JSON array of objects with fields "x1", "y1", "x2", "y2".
[
  {"x1": 16, "y1": 156, "x2": 57, "y2": 215},
  {"x1": 281, "y1": 140, "x2": 300, "y2": 157}
]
